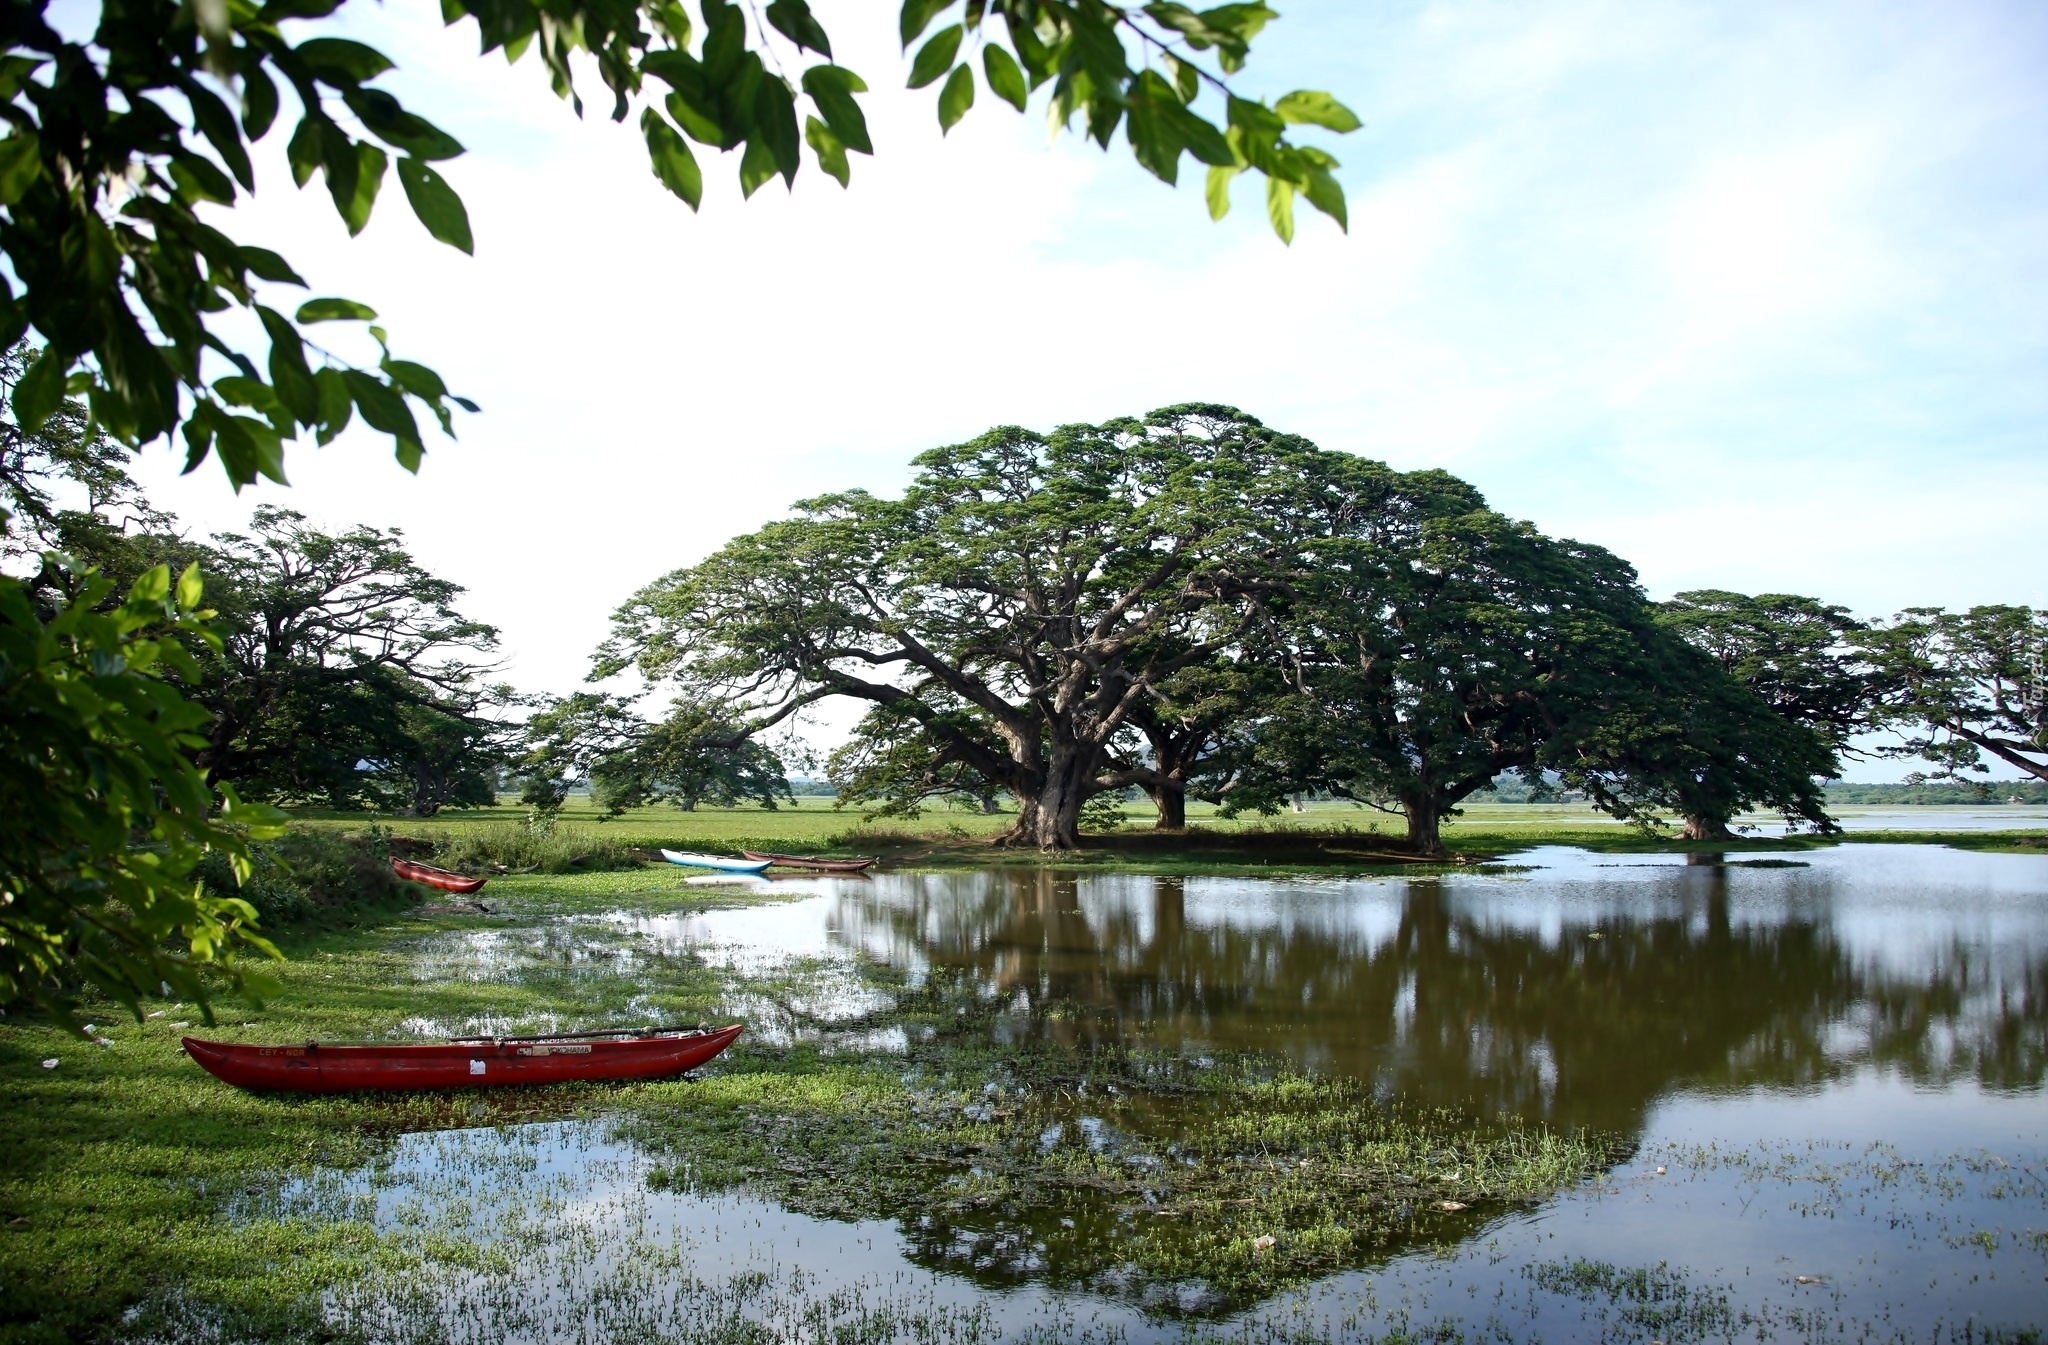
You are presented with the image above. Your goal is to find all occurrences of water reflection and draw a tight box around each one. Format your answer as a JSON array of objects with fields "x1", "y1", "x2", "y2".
[{"x1": 806, "y1": 848, "x2": 2047, "y2": 1134}]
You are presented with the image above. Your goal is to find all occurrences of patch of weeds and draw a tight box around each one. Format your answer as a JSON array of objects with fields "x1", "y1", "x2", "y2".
[
  {"x1": 1528, "y1": 1258, "x2": 1746, "y2": 1340},
  {"x1": 619, "y1": 1016, "x2": 1627, "y2": 1315},
  {"x1": 427, "y1": 822, "x2": 641, "y2": 874}
]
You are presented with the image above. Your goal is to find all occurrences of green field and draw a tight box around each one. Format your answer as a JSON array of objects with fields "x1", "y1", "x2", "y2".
[{"x1": 290, "y1": 795, "x2": 2048, "y2": 864}]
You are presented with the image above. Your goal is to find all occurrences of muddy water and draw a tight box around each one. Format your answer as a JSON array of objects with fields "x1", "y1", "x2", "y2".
[{"x1": 323, "y1": 845, "x2": 2047, "y2": 1341}]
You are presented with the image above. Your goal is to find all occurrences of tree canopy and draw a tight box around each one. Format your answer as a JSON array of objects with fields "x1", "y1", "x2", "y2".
[
  {"x1": 599, "y1": 405, "x2": 1316, "y2": 848},
  {"x1": 1862, "y1": 606, "x2": 2048, "y2": 785},
  {"x1": 596, "y1": 405, "x2": 1844, "y2": 852}
]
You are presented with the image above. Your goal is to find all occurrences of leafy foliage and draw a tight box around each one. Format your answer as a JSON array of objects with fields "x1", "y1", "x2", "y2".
[
  {"x1": 602, "y1": 406, "x2": 1848, "y2": 852},
  {"x1": 1659, "y1": 590, "x2": 1881, "y2": 754},
  {"x1": 0, "y1": 0, "x2": 1352, "y2": 490},
  {"x1": 0, "y1": 559, "x2": 283, "y2": 1028},
  {"x1": 517, "y1": 691, "x2": 794, "y2": 815},
  {"x1": 1861, "y1": 606, "x2": 2048, "y2": 783},
  {"x1": 173, "y1": 506, "x2": 502, "y2": 807},
  {"x1": 599, "y1": 404, "x2": 1317, "y2": 848}
]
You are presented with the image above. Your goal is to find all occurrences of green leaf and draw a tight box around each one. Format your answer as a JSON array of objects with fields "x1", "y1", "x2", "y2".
[
  {"x1": 663, "y1": 88, "x2": 726, "y2": 148},
  {"x1": 169, "y1": 153, "x2": 237, "y2": 204},
  {"x1": 801, "y1": 65, "x2": 872, "y2": 154},
  {"x1": 382, "y1": 359, "x2": 448, "y2": 401},
  {"x1": 1273, "y1": 89, "x2": 1362, "y2": 133},
  {"x1": 314, "y1": 367, "x2": 352, "y2": 443},
  {"x1": 805, "y1": 116, "x2": 850, "y2": 187},
  {"x1": 257, "y1": 306, "x2": 319, "y2": 423},
  {"x1": 213, "y1": 413, "x2": 288, "y2": 488},
  {"x1": 129, "y1": 564, "x2": 171, "y2": 605},
  {"x1": 936, "y1": 62, "x2": 974, "y2": 133},
  {"x1": 1164, "y1": 53, "x2": 1199, "y2": 103},
  {"x1": 1226, "y1": 95, "x2": 1285, "y2": 139},
  {"x1": 286, "y1": 116, "x2": 321, "y2": 188},
  {"x1": 325, "y1": 139, "x2": 387, "y2": 235},
  {"x1": 11, "y1": 344, "x2": 66, "y2": 433},
  {"x1": 738, "y1": 136, "x2": 780, "y2": 198},
  {"x1": 640, "y1": 109, "x2": 703, "y2": 209},
  {"x1": 175, "y1": 562, "x2": 204, "y2": 611},
  {"x1": 900, "y1": 0, "x2": 952, "y2": 47},
  {"x1": 293, "y1": 37, "x2": 395, "y2": 84},
  {"x1": 237, "y1": 247, "x2": 307, "y2": 286},
  {"x1": 649, "y1": 1, "x2": 693, "y2": 46},
  {"x1": 0, "y1": 132, "x2": 40, "y2": 205},
  {"x1": 342, "y1": 370, "x2": 424, "y2": 467},
  {"x1": 344, "y1": 88, "x2": 466, "y2": 161},
  {"x1": 182, "y1": 82, "x2": 255, "y2": 192},
  {"x1": 908, "y1": 25, "x2": 962, "y2": 88},
  {"x1": 1126, "y1": 72, "x2": 1184, "y2": 183},
  {"x1": 1266, "y1": 175, "x2": 1294, "y2": 244},
  {"x1": 765, "y1": 0, "x2": 831, "y2": 56},
  {"x1": 1301, "y1": 166, "x2": 1347, "y2": 232},
  {"x1": 981, "y1": 44, "x2": 1026, "y2": 111},
  {"x1": 754, "y1": 75, "x2": 802, "y2": 184},
  {"x1": 1204, "y1": 162, "x2": 1240, "y2": 220},
  {"x1": 296, "y1": 297, "x2": 377, "y2": 323},
  {"x1": 396, "y1": 158, "x2": 473, "y2": 253},
  {"x1": 240, "y1": 62, "x2": 280, "y2": 138}
]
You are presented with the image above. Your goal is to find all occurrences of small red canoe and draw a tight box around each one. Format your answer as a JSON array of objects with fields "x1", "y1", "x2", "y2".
[
  {"x1": 183, "y1": 1024, "x2": 743, "y2": 1093},
  {"x1": 391, "y1": 857, "x2": 487, "y2": 894},
  {"x1": 740, "y1": 851, "x2": 878, "y2": 873}
]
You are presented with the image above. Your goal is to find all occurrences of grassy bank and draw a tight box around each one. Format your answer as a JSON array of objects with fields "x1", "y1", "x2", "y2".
[
  {"x1": 0, "y1": 867, "x2": 1621, "y2": 1342},
  {"x1": 292, "y1": 797, "x2": 2048, "y2": 872}
]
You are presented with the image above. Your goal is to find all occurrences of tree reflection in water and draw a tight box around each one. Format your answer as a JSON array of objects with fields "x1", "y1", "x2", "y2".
[{"x1": 825, "y1": 862, "x2": 2046, "y2": 1137}]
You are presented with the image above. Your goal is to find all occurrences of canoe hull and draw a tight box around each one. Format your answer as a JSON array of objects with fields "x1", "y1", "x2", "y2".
[
  {"x1": 183, "y1": 1024, "x2": 743, "y2": 1094},
  {"x1": 658, "y1": 849, "x2": 771, "y2": 873},
  {"x1": 741, "y1": 851, "x2": 877, "y2": 873},
  {"x1": 391, "y1": 858, "x2": 488, "y2": 894}
]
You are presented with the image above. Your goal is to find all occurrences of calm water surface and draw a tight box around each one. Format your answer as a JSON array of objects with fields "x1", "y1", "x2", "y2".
[{"x1": 305, "y1": 845, "x2": 2048, "y2": 1342}]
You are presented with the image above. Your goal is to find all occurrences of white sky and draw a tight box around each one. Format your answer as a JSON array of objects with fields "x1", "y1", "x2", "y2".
[{"x1": 108, "y1": 0, "x2": 2047, "y2": 777}]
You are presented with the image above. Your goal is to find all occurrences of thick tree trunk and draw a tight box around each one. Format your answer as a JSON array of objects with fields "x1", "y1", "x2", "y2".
[
  {"x1": 1679, "y1": 813, "x2": 1734, "y2": 841},
  {"x1": 1404, "y1": 794, "x2": 1446, "y2": 856},
  {"x1": 998, "y1": 749, "x2": 1097, "y2": 849},
  {"x1": 1149, "y1": 785, "x2": 1187, "y2": 831}
]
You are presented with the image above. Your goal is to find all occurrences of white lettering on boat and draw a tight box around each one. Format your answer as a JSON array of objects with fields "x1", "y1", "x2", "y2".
[{"x1": 516, "y1": 1043, "x2": 591, "y2": 1056}]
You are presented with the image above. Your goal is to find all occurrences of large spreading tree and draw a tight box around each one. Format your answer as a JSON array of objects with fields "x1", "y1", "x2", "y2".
[{"x1": 598, "y1": 405, "x2": 1317, "y2": 848}]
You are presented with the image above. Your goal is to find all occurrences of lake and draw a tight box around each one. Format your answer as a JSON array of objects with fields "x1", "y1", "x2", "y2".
[{"x1": 268, "y1": 844, "x2": 2047, "y2": 1343}]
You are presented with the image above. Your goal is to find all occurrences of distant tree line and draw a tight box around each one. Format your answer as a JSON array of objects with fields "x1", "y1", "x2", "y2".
[{"x1": 591, "y1": 404, "x2": 2048, "y2": 853}]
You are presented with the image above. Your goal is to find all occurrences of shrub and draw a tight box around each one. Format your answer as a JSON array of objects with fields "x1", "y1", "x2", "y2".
[
  {"x1": 196, "y1": 828, "x2": 414, "y2": 929},
  {"x1": 428, "y1": 823, "x2": 640, "y2": 874}
]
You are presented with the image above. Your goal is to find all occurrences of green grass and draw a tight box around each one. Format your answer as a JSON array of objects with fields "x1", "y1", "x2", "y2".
[{"x1": 296, "y1": 797, "x2": 2048, "y2": 871}]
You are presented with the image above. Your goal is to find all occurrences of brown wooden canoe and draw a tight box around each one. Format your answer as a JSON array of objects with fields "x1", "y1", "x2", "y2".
[
  {"x1": 184, "y1": 1023, "x2": 743, "y2": 1093},
  {"x1": 740, "y1": 851, "x2": 878, "y2": 873},
  {"x1": 391, "y1": 857, "x2": 487, "y2": 894}
]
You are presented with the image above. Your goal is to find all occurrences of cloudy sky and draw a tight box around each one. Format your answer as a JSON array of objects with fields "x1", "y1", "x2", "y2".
[{"x1": 119, "y1": 0, "x2": 2047, "y2": 769}]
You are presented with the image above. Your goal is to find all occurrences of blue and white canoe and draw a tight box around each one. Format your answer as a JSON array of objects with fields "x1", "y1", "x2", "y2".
[{"x1": 658, "y1": 849, "x2": 772, "y2": 874}]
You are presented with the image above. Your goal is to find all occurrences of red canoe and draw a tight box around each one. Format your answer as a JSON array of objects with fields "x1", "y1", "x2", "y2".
[
  {"x1": 391, "y1": 857, "x2": 488, "y2": 894},
  {"x1": 740, "y1": 851, "x2": 878, "y2": 873},
  {"x1": 183, "y1": 1024, "x2": 744, "y2": 1093}
]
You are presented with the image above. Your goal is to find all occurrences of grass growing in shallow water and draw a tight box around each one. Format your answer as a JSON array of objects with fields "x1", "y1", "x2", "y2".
[{"x1": 621, "y1": 1046, "x2": 1622, "y2": 1312}]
